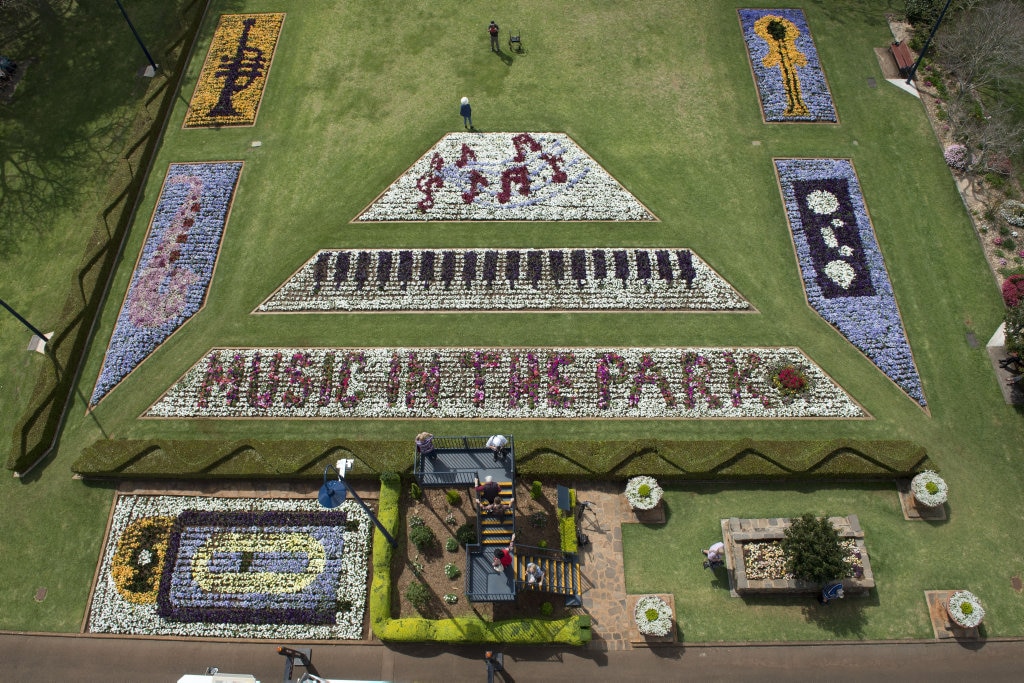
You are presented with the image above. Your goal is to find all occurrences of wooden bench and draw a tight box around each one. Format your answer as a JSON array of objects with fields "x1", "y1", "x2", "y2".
[{"x1": 890, "y1": 41, "x2": 915, "y2": 78}]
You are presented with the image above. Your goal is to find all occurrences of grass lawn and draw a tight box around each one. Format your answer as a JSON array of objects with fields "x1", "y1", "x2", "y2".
[{"x1": 2, "y1": 0, "x2": 1023, "y2": 637}]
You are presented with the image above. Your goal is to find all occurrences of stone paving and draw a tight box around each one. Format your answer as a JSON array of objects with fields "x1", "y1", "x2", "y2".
[{"x1": 573, "y1": 482, "x2": 642, "y2": 651}]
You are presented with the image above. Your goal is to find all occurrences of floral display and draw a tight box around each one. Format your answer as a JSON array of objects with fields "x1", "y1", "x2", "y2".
[
  {"x1": 1000, "y1": 200, "x2": 1024, "y2": 228},
  {"x1": 943, "y1": 144, "x2": 968, "y2": 170},
  {"x1": 738, "y1": 9, "x2": 837, "y2": 122},
  {"x1": 633, "y1": 595, "x2": 673, "y2": 637},
  {"x1": 775, "y1": 158, "x2": 926, "y2": 406},
  {"x1": 910, "y1": 470, "x2": 948, "y2": 507},
  {"x1": 624, "y1": 476, "x2": 664, "y2": 510},
  {"x1": 257, "y1": 247, "x2": 750, "y2": 312},
  {"x1": 356, "y1": 133, "x2": 655, "y2": 221},
  {"x1": 184, "y1": 13, "x2": 285, "y2": 128},
  {"x1": 144, "y1": 346, "x2": 864, "y2": 419},
  {"x1": 743, "y1": 538, "x2": 864, "y2": 581},
  {"x1": 946, "y1": 590, "x2": 985, "y2": 628},
  {"x1": 89, "y1": 162, "x2": 243, "y2": 405},
  {"x1": 88, "y1": 495, "x2": 370, "y2": 639}
]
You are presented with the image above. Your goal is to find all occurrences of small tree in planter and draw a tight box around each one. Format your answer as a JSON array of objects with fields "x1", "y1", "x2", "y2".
[
  {"x1": 625, "y1": 476, "x2": 664, "y2": 511},
  {"x1": 910, "y1": 470, "x2": 948, "y2": 508},
  {"x1": 781, "y1": 513, "x2": 848, "y2": 586}
]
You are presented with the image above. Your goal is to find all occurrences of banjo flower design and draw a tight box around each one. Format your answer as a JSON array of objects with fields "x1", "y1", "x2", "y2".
[
  {"x1": 356, "y1": 133, "x2": 655, "y2": 221},
  {"x1": 775, "y1": 158, "x2": 925, "y2": 406}
]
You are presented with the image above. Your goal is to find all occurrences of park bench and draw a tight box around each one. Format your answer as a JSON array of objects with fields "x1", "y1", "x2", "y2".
[{"x1": 890, "y1": 41, "x2": 915, "y2": 79}]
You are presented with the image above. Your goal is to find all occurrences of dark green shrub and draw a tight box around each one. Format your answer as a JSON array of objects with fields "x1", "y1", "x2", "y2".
[
  {"x1": 409, "y1": 524, "x2": 437, "y2": 551},
  {"x1": 409, "y1": 515, "x2": 426, "y2": 528},
  {"x1": 444, "y1": 562, "x2": 462, "y2": 580},
  {"x1": 445, "y1": 537, "x2": 459, "y2": 553},
  {"x1": 405, "y1": 582, "x2": 431, "y2": 612},
  {"x1": 410, "y1": 482, "x2": 423, "y2": 500},
  {"x1": 529, "y1": 511, "x2": 548, "y2": 528},
  {"x1": 530, "y1": 481, "x2": 543, "y2": 500},
  {"x1": 780, "y1": 513, "x2": 848, "y2": 585},
  {"x1": 540, "y1": 602, "x2": 554, "y2": 617},
  {"x1": 456, "y1": 523, "x2": 477, "y2": 546},
  {"x1": 445, "y1": 490, "x2": 462, "y2": 506},
  {"x1": 904, "y1": 0, "x2": 943, "y2": 26}
]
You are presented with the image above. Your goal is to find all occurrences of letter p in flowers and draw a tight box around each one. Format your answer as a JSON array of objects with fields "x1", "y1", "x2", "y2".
[{"x1": 754, "y1": 15, "x2": 809, "y2": 118}]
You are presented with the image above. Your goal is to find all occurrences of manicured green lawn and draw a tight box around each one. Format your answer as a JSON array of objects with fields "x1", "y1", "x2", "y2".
[{"x1": 2, "y1": 0, "x2": 1023, "y2": 637}]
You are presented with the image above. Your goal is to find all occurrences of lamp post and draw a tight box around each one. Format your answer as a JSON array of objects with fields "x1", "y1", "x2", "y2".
[
  {"x1": 906, "y1": 0, "x2": 954, "y2": 85},
  {"x1": 318, "y1": 459, "x2": 397, "y2": 548},
  {"x1": 1, "y1": 296, "x2": 50, "y2": 353},
  {"x1": 114, "y1": 0, "x2": 159, "y2": 75}
]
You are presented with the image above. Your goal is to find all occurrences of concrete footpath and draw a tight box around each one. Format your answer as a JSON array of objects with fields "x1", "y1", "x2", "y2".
[{"x1": 4, "y1": 633, "x2": 1024, "y2": 682}]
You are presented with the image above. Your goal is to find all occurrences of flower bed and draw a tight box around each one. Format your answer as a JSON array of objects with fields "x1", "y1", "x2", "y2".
[
  {"x1": 910, "y1": 470, "x2": 948, "y2": 507},
  {"x1": 775, "y1": 158, "x2": 926, "y2": 406},
  {"x1": 946, "y1": 590, "x2": 985, "y2": 628},
  {"x1": 89, "y1": 162, "x2": 243, "y2": 405},
  {"x1": 257, "y1": 248, "x2": 750, "y2": 312},
  {"x1": 145, "y1": 346, "x2": 864, "y2": 419},
  {"x1": 625, "y1": 476, "x2": 664, "y2": 510},
  {"x1": 633, "y1": 594, "x2": 673, "y2": 637},
  {"x1": 183, "y1": 13, "x2": 285, "y2": 128},
  {"x1": 738, "y1": 9, "x2": 837, "y2": 122},
  {"x1": 88, "y1": 495, "x2": 370, "y2": 639},
  {"x1": 743, "y1": 538, "x2": 864, "y2": 581},
  {"x1": 356, "y1": 133, "x2": 655, "y2": 221}
]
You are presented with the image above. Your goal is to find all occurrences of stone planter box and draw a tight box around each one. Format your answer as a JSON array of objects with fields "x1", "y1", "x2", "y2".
[
  {"x1": 626, "y1": 593, "x2": 677, "y2": 646},
  {"x1": 720, "y1": 515, "x2": 874, "y2": 598}
]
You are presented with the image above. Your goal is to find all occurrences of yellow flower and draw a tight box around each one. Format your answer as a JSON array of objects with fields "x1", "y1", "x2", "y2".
[{"x1": 184, "y1": 13, "x2": 286, "y2": 128}]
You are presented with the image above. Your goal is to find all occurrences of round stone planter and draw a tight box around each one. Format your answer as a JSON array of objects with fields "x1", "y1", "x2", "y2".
[
  {"x1": 910, "y1": 471, "x2": 948, "y2": 509},
  {"x1": 629, "y1": 498, "x2": 666, "y2": 524},
  {"x1": 945, "y1": 591, "x2": 985, "y2": 630}
]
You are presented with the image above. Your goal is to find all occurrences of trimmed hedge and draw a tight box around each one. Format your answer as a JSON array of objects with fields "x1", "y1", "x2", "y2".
[
  {"x1": 559, "y1": 488, "x2": 579, "y2": 555},
  {"x1": 369, "y1": 473, "x2": 587, "y2": 645},
  {"x1": 6, "y1": 1, "x2": 210, "y2": 474},
  {"x1": 73, "y1": 438, "x2": 932, "y2": 480}
]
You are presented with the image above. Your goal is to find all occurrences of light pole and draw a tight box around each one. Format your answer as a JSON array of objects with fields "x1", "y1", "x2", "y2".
[
  {"x1": 1, "y1": 296, "x2": 50, "y2": 353},
  {"x1": 114, "y1": 0, "x2": 159, "y2": 75},
  {"x1": 318, "y1": 459, "x2": 398, "y2": 548},
  {"x1": 906, "y1": 0, "x2": 954, "y2": 85}
]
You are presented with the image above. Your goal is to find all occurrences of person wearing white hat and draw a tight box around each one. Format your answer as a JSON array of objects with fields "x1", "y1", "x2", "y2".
[{"x1": 460, "y1": 96, "x2": 473, "y2": 129}]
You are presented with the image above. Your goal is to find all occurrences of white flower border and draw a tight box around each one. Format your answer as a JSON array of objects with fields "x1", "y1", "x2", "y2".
[
  {"x1": 634, "y1": 594, "x2": 673, "y2": 636},
  {"x1": 144, "y1": 346, "x2": 866, "y2": 419},
  {"x1": 87, "y1": 495, "x2": 371, "y2": 639},
  {"x1": 356, "y1": 133, "x2": 656, "y2": 221},
  {"x1": 257, "y1": 248, "x2": 750, "y2": 312},
  {"x1": 625, "y1": 476, "x2": 664, "y2": 510}
]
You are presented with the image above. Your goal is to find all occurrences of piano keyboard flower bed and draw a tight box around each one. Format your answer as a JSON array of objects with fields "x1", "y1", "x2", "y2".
[
  {"x1": 183, "y1": 13, "x2": 285, "y2": 128},
  {"x1": 87, "y1": 495, "x2": 370, "y2": 639},
  {"x1": 257, "y1": 247, "x2": 751, "y2": 312}
]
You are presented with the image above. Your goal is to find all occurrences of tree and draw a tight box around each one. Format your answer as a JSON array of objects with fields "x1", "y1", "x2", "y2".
[
  {"x1": 781, "y1": 513, "x2": 848, "y2": 586},
  {"x1": 934, "y1": 1, "x2": 1024, "y2": 97},
  {"x1": 1005, "y1": 302, "x2": 1024, "y2": 356}
]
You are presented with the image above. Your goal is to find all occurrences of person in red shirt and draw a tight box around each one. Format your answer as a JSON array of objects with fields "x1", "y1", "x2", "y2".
[
  {"x1": 488, "y1": 21, "x2": 500, "y2": 52},
  {"x1": 491, "y1": 534, "x2": 515, "y2": 572}
]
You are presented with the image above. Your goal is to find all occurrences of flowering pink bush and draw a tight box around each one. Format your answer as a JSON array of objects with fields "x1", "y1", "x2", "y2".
[
  {"x1": 943, "y1": 144, "x2": 968, "y2": 170},
  {"x1": 1002, "y1": 275, "x2": 1024, "y2": 308}
]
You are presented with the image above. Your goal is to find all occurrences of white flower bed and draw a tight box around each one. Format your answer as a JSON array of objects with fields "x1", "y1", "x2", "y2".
[
  {"x1": 947, "y1": 590, "x2": 985, "y2": 628},
  {"x1": 145, "y1": 346, "x2": 865, "y2": 419},
  {"x1": 257, "y1": 248, "x2": 749, "y2": 312},
  {"x1": 625, "y1": 476, "x2": 664, "y2": 510},
  {"x1": 356, "y1": 133, "x2": 655, "y2": 221},
  {"x1": 88, "y1": 495, "x2": 371, "y2": 639},
  {"x1": 634, "y1": 595, "x2": 673, "y2": 637},
  {"x1": 910, "y1": 470, "x2": 948, "y2": 507}
]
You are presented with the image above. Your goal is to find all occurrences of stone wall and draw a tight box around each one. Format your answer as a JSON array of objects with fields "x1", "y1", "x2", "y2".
[{"x1": 720, "y1": 515, "x2": 874, "y2": 597}]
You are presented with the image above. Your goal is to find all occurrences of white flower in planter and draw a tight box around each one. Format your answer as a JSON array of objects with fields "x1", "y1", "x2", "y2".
[
  {"x1": 625, "y1": 476, "x2": 664, "y2": 510},
  {"x1": 634, "y1": 595, "x2": 673, "y2": 637},
  {"x1": 910, "y1": 470, "x2": 948, "y2": 507},
  {"x1": 947, "y1": 590, "x2": 984, "y2": 628}
]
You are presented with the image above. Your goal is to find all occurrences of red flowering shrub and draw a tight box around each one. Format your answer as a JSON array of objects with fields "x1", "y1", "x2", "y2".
[
  {"x1": 1002, "y1": 275, "x2": 1024, "y2": 308},
  {"x1": 772, "y1": 364, "x2": 809, "y2": 396}
]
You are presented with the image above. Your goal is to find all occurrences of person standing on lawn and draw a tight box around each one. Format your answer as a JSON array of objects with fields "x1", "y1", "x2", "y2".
[
  {"x1": 460, "y1": 96, "x2": 473, "y2": 130},
  {"x1": 488, "y1": 21, "x2": 500, "y2": 52}
]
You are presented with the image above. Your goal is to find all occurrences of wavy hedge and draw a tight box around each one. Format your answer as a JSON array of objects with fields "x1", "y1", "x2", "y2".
[
  {"x1": 72, "y1": 438, "x2": 931, "y2": 480},
  {"x1": 370, "y1": 473, "x2": 588, "y2": 645}
]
